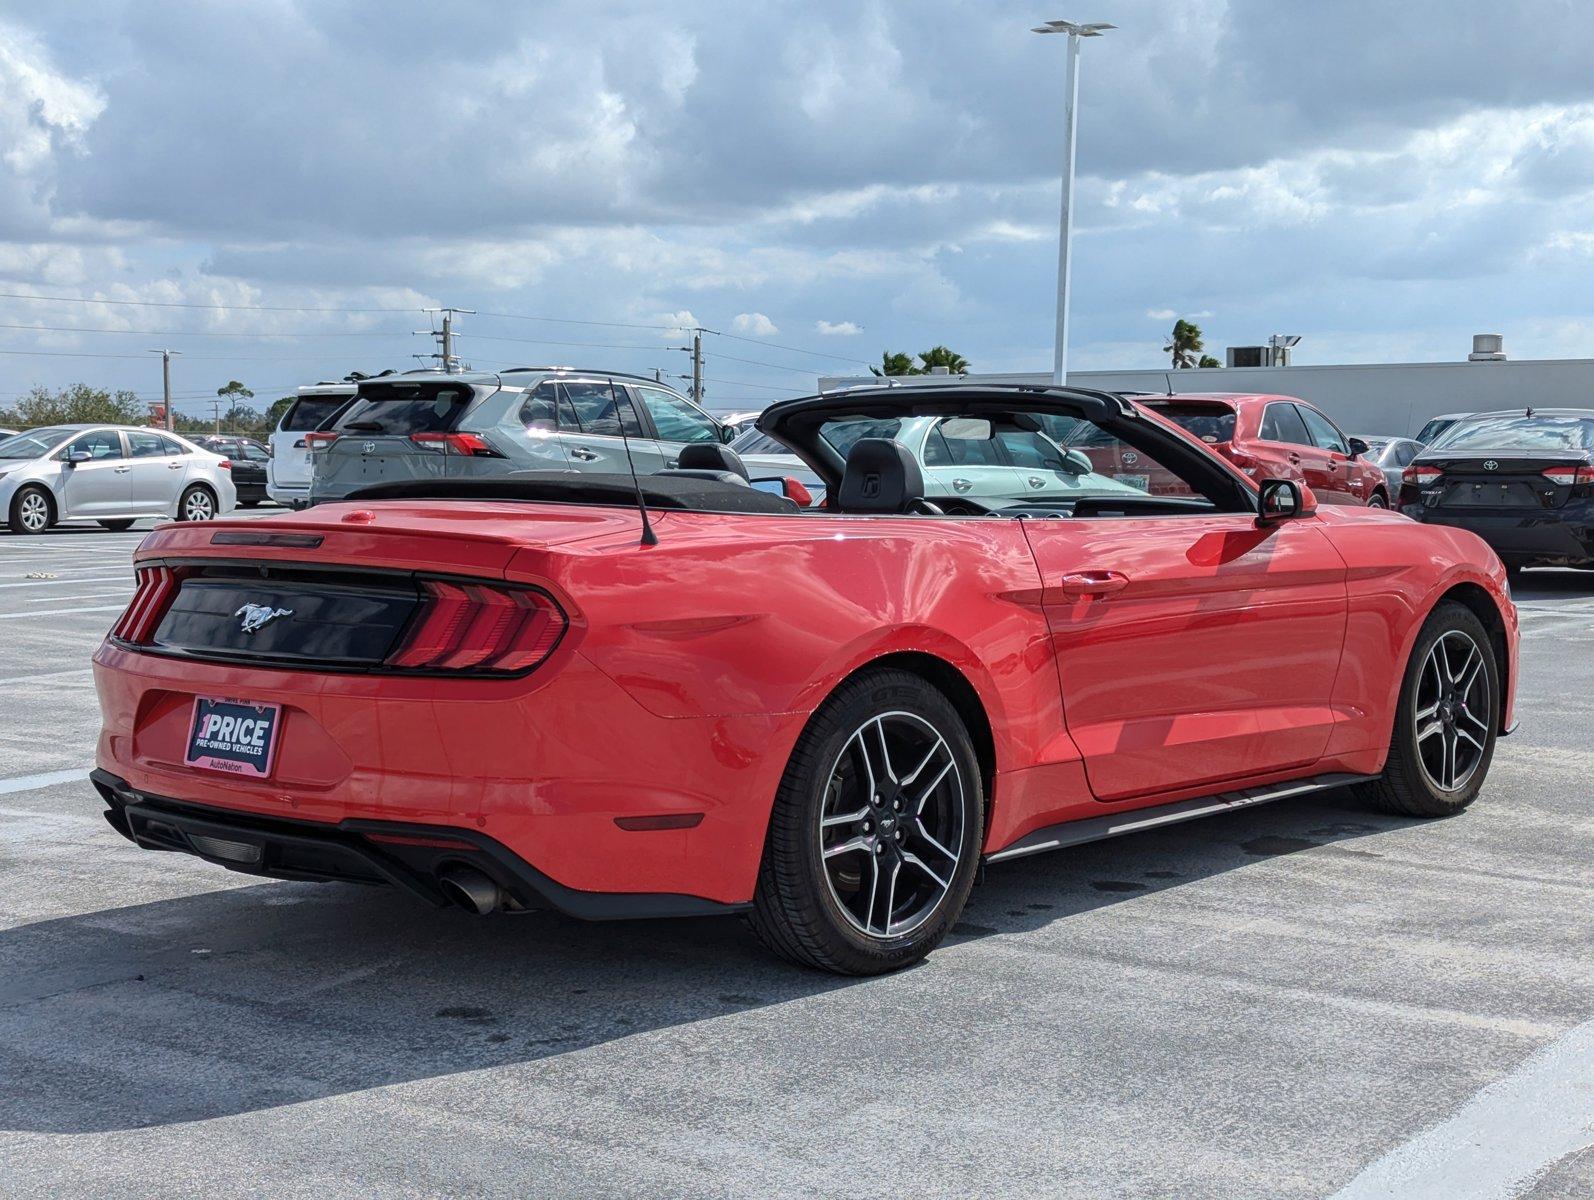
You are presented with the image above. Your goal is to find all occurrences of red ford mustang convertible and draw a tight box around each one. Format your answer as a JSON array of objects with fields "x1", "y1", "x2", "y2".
[{"x1": 91, "y1": 384, "x2": 1517, "y2": 974}]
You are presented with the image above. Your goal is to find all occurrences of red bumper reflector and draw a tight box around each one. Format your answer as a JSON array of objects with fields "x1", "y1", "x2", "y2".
[{"x1": 614, "y1": 813, "x2": 705, "y2": 832}]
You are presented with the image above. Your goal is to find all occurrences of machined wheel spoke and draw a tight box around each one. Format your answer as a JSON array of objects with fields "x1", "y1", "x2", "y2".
[
  {"x1": 872, "y1": 718, "x2": 899, "y2": 784},
  {"x1": 1457, "y1": 725, "x2": 1486, "y2": 753},
  {"x1": 1416, "y1": 718, "x2": 1445, "y2": 745},
  {"x1": 1440, "y1": 727, "x2": 1459, "y2": 789},
  {"x1": 880, "y1": 860, "x2": 901, "y2": 934},
  {"x1": 862, "y1": 853, "x2": 881, "y2": 934},
  {"x1": 823, "y1": 835, "x2": 871, "y2": 860},
  {"x1": 900, "y1": 734, "x2": 947, "y2": 789},
  {"x1": 1415, "y1": 699, "x2": 1441, "y2": 722},
  {"x1": 821, "y1": 807, "x2": 870, "y2": 829},
  {"x1": 1458, "y1": 705, "x2": 1489, "y2": 734},
  {"x1": 914, "y1": 822, "x2": 957, "y2": 863},
  {"x1": 902, "y1": 851, "x2": 949, "y2": 892},
  {"x1": 914, "y1": 760, "x2": 955, "y2": 815}
]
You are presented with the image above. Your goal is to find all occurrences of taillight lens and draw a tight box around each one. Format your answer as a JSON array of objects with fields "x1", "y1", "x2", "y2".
[
  {"x1": 1225, "y1": 449, "x2": 1263, "y2": 477},
  {"x1": 111, "y1": 566, "x2": 182, "y2": 644},
  {"x1": 387, "y1": 581, "x2": 566, "y2": 674},
  {"x1": 217, "y1": 459, "x2": 232, "y2": 470},
  {"x1": 304, "y1": 431, "x2": 339, "y2": 449},
  {"x1": 408, "y1": 432, "x2": 503, "y2": 457},
  {"x1": 1403, "y1": 465, "x2": 1442, "y2": 485},
  {"x1": 1541, "y1": 465, "x2": 1594, "y2": 486}
]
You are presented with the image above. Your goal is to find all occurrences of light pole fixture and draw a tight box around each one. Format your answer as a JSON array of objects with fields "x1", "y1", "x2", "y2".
[{"x1": 1032, "y1": 18, "x2": 1114, "y2": 386}]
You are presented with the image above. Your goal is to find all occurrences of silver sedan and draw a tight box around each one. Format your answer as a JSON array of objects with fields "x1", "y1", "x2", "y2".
[{"x1": 0, "y1": 424, "x2": 237, "y2": 534}]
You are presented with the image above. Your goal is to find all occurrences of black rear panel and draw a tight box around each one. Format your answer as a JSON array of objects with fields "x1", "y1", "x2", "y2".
[
  {"x1": 1418, "y1": 453, "x2": 1591, "y2": 511},
  {"x1": 151, "y1": 565, "x2": 421, "y2": 666}
]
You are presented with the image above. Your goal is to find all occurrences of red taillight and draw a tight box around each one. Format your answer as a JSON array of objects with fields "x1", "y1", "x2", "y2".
[
  {"x1": 1225, "y1": 449, "x2": 1263, "y2": 478},
  {"x1": 111, "y1": 566, "x2": 181, "y2": 644},
  {"x1": 408, "y1": 432, "x2": 503, "y2": 457},
  {"x1": 1541, "y1": 465, "x2": 1594, "y2": 486},
  {"x1": 387, "y1": 581, "x2": 566, "y2": 674},
  {"x1": 304, "y1": 431, "x2": 339, "y2": 449},
  {"x1": 217, "y1": 459, "x2": 232, "y2": 470},
  {"x1": 1403, "y1": 464, "x2": 1442, "y2": 485}
]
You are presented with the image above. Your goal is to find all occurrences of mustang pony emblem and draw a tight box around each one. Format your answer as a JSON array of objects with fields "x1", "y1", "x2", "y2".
[{"x1": 235, "y1": 604, "x2": 293, "y2": 634}]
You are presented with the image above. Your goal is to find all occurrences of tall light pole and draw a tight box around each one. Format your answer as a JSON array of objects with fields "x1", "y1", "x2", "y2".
[{"x1": 1032, "y1": 19, "x2": 1114, "y2": 386}]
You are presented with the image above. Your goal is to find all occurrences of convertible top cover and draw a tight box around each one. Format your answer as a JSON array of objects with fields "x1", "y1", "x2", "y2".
[{"x1": 348, "y1": 473, "x2": 799, "y2": 514}]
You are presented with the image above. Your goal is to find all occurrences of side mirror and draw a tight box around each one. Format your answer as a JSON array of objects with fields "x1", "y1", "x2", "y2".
[
  {"x1": 1062, "y1": 448, "x2": 1093, "y2": 476},
  {"x1": 1347, "y1": 437, "x2": 1369, "y2": 458},
  {"x1": 719, "y1": 425, "x2": 738, "y2": 445},
  {"x1": 750, "y1": 475, "x2": 815, "y2": 507},
  {"x1": 64, "y1": 450, "x2": 91, "y2": 465},
  {"x1": 1257, "y1": 478, "x2": 1317, "y2": 524}
]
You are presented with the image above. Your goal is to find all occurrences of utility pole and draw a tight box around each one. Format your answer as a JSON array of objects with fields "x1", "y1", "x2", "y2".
[
  {"x1": 691, "y1": 330, "x2": 703, "y2": 404},
  {"x1": 416, "y1": 307, "x2": 474, "y2": 373},
  {"x1": 1032, "y1": 19, "x2": 1114, "y2": 385},
  {"x1": 146, "y1": 348, "x2": 180, "y2": 430}
]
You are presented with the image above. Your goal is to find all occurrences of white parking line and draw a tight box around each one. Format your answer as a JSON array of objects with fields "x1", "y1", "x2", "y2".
[
  {"x1": 0, "y1": 565, "x2": 137, "y2": 578},
  {"x1": 0, "y1": 604, "x2": 126, "y2": 621},
  {"x1": 24, "y1": 589, "x2": 133, "y2": 603},
  {"x1": 0, "y1": 768, "x2": 89, "y2": 796},
  {"x1": 1328, "y1": 1016, "x2": 1594, "y2": 1200},
  {"x1": 0, "y1": 575, "x2": 131, "y2": 590}
]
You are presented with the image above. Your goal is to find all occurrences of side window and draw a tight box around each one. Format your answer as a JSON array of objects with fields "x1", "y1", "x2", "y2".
[
  {"x1": 637, "y1": 386, "x2": 718, "y2": 444},
  {"x1": 242, "y1": 443, "x2": 270, "y2": 462},
  {"x1": 126, "y1": 431, "x2": 169, "y2": 458},
  {"x1": 1298, "y1": 405, "x2": 1349, "y2": 455},
  {"x1": 519, "y1": 381, "x2": 558, "y2": 431},
  {"x1": 922, "y1": 426, "x2": 952, "y2": 466},
  {"x1": 932, "y1": 420, "x2": 1003, "y2": 468},
  {"x1": 163, "y1": 436, "x2": 189, "y2": 456},
  {"x1": 1392, "y1": 441, "x2": 1417, "y2": 467},
  {"x1": 1259, "y1": 402, "x2": 1312, "y2": 446},
  {"x1": 996, "y1": 430, "x2": 1067, "y2": 470},
  {"x1": 558, "y1": 381, "x2": 643, "y2": 437},
  {"x1": 66, "y1": 430, "x2": 123, "y2": 460}
]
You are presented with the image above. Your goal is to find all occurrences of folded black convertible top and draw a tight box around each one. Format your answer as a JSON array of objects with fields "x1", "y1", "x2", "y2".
[{"x1": 347, "y1": 472, "x2": 799, "y2": 514}]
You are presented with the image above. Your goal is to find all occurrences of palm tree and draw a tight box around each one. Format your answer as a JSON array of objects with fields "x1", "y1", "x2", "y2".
[
  {"x1": 1197, "y1": 355, "x2": 1221, "y2": 369},
  {"x1": 917, "y1": 345, "x2": 970, "y2": 374},
  {"x1": 871, "y1": 351, "x2": 921, "y2": 377},
  {"x1": 1163, "y1": 319, "x2": 1205, "y2": 369}
]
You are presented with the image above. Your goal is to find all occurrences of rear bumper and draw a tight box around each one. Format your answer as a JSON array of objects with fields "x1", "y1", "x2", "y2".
[
  {"x1": 91, "y1": 769, "x2": 747, "y2": 920},
  {"x1": 1409, "y1": 505, "x2": 1594, "y2": 565}
]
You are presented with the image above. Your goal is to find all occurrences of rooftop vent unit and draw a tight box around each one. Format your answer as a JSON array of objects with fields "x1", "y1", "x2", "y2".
[
  {"x1": 1468, "y1": 333, "x2": 1506, "y2": 362},
  {"x1": 1226, "y1": 346, "x2": 1267, "y2": 368}
]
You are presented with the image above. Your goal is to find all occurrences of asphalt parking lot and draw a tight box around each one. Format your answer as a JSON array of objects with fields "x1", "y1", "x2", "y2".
[{"x1": 1, "y1": 517, "x2": 1590, "y2": 1199}]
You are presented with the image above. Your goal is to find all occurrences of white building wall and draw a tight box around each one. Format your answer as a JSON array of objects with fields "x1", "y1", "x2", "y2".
[{"x1": 818, "y1": 358, "x2": 1594, "y2": 439}]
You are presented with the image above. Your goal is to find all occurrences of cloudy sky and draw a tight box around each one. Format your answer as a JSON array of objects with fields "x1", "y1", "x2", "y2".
[{"x1": 0, "y1": 0, "x2": 1591, "y2": 416}]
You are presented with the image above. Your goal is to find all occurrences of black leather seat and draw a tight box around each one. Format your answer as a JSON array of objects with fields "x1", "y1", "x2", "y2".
[
  {"x1": 677, "y1": 442, "x2": 750, "y2": 480},
  {"x1": 837, "y1": 438, "x2": 927, "y2": 514}
]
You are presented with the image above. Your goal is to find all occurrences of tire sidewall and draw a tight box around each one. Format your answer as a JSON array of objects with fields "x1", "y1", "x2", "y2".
[
  {"x1": 179, "y1": 485, "x2": 216, "y2": 522},
  {"x1": 1389, "y1": 604, "x2": 1500, "y2": 811},
  {"x1": 785, "y1": 673, "x2": 983, "y2": 971},
  {"x1": 10, "y1": 485, "x2": 52, "y2": 534}
]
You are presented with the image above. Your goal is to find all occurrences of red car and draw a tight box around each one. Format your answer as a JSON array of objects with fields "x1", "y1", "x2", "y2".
[
  {"x1": 91, "y1": 385, "x2": 1516, "y2": 975},
  {"x1": 1131, "y1": 393, "x2": 1392, "y2": 507}
]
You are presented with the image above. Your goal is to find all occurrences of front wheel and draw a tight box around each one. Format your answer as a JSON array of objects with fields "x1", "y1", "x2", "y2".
[
  {"x1": 178, "y1": 485, "x2": 216, "y2": 522},
  {"x1": 9, "y1": 485, "x2": 53, "y2": 534},
  {"x1": 1367, "y1": 492, "x2": 1388, "y2": 509},
  {"x1": 1359, "y1": 601, "x2": 1499, "y2": 817},
  {"x1": 748, "y1": 668, "x2": 983, "y2": 975}
]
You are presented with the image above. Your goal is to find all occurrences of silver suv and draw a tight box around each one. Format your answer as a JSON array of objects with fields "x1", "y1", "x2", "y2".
[{"x1": 308, "y1": 368, "x2": 735, "y2": 504}]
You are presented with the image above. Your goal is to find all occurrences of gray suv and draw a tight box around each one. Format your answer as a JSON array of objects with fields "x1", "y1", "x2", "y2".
[{"x1": 308, "y1": 367, "x2": 736, "y2": 504}]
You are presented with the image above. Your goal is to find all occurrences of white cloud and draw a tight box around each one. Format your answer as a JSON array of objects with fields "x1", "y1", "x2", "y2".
[
  {"x1": 656, "y1": 310, "x2": 699, "y2": 340},
  {"x1": 816, "y1": 319, "x2": 860, "y2": 335},
  {"x1": 731, "y1": 311, "x2": 778, "y2": 336},
  {"x1": 1145, "y1": 309, "x2": 1177, "y2": 320}
]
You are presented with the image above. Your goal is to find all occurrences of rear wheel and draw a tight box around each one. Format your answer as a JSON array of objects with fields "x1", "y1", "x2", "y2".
[
  {"x1": 1367, "y1": 491, "x2": 1388, "y2": 509},
  {"x1": 178, "y1": 485, "x2": 216, "y2": 522},
  {"x1": 748, "y1": 668, "x2": 983, "y2": 974},
  {"x1": 8, "y1": 485, "x2": 53, "y2": 534},
  {"x1": 97, "y1": 519, "x2": 136, "y2": 532},
  {"x1": 1359, "y1": 601, "x2": 1499, "y2": 817}
]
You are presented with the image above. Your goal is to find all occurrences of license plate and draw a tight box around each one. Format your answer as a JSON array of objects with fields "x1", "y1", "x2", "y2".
[
  {"x1": 1114, "y1": 473, "x2": 1150, "y2": 492},
  {"x1": 184, "y1": 697, "x2": 283, "y2": 778}
]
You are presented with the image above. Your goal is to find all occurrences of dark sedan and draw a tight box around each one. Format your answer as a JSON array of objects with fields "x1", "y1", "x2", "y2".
[
  {"x1": 1400, "y1": 408, "x2": 1594, "y2": 574},
  {"x1": 192, "y1": 435, "x2": 271, "y2": 506}
]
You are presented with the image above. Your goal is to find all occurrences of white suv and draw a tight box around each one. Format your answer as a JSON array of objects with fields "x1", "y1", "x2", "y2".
[{"x1": 268, "y1": 384, "x2": 355, "y2": 507}]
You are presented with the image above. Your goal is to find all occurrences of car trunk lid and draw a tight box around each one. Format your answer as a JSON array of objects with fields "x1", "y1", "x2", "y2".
[{"x1": 1411, "y1": 451, "x2": 1594, "y2": 511}]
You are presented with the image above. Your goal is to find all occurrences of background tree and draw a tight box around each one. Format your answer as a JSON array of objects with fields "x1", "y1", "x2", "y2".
[
  {"x1": 0, "y1": 384, "x2": 144, "y2": 428},
  {"x1": 1197, "y1": 354, "x2": 1221, "y2": 368},
  {"x1": 1163, "y1": 319, "x2": 1206, "y2": 369},
  {"x1": 214, "y1": 380, "x2": 254, "y2": 432},
  {"x1": 870, "y1": 347, "x2": 971, "y2": 377},
  {"x1": 917, "y1": 345, "x2": 970, "y2": 374}
]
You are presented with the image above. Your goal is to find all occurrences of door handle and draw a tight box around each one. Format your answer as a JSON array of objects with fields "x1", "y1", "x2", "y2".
[
  {"x1": 168, "y1": 462, "x2": 183, "y2": 469},
  {"x1": 570, "y1": 447, "x2": 598, "y2": 461},
  {"x1": 1059, "y1": 570, "x2": 1129, "y2": 598},
  {"x1": 114, "y1": 465, "x2": 132, "y2": 473},
  {"x1": 952, "y1": 478, "x2": 972, "y2": 493},
  {"x1": 1287, "y1": 452, "x2": 1302, "y2": 463}
]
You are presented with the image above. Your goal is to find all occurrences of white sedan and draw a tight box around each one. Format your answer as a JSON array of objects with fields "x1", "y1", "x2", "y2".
[{"x1": 0, "y1": 424, "x2": 237, "y2": 534}]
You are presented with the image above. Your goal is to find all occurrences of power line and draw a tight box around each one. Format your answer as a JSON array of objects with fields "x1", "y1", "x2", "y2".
[
  {"x1": 0, "y1": 290, "x2": 420, "y2": 313},
  {"x1": 473, "y1": 310, "x2": 680, "y2": 333},
  {"x1": 706, "y1": 327, "x2": 873, "y2": 367},
  {"x1": 698, "y1": 376, "x2": 794, "y2": 393},
  {"x1": 0, "y1": 321, "x2": 409, "y2": 339},
  {"x1": 459, "y1": 332, "x2": 673, "y2": 352},
  {"x1": 705, "y1": 349, "x2": 826, "y2": 374}
]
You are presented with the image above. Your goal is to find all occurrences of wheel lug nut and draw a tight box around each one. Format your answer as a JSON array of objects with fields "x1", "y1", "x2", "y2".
[
  {"x1": 873, "y1": 844, "x2": 883, "y2": 855},
  {"x1": 862, "y1": 821, "x2": 871, "y2": 833}
]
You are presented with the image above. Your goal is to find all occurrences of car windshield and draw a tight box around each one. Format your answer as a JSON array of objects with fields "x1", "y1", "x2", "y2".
[
  {"x1": 282, "y1": 394, "x2": 352, "y2": 432},
  {"x1": 1140, "y1": 403, "x2": 1237, "y2": 444},
  {"x1": 1429, "y1": 414, "x2": 1594, "y2": 452},
  {"x1": 731, "y1": 429, "x2": 789, "y2": 456},
  {"x1": 0, "y1": 427, "x2": 74, "y2": 458},
  {"x1": 813, "y1": 407, "x2": 1211, "y2": 507}
]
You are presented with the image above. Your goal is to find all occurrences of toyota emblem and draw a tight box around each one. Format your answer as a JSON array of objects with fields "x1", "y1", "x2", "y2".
[
  {"x1": 1122, "y1": 451, "x2": 1139, "y2": 466},
  {"x1": 361, "y1": 441, "x2": 377, "y2": 454},
  {"x1": 1483, "y1": 460, "x2": 1498, "y2": 471}
]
